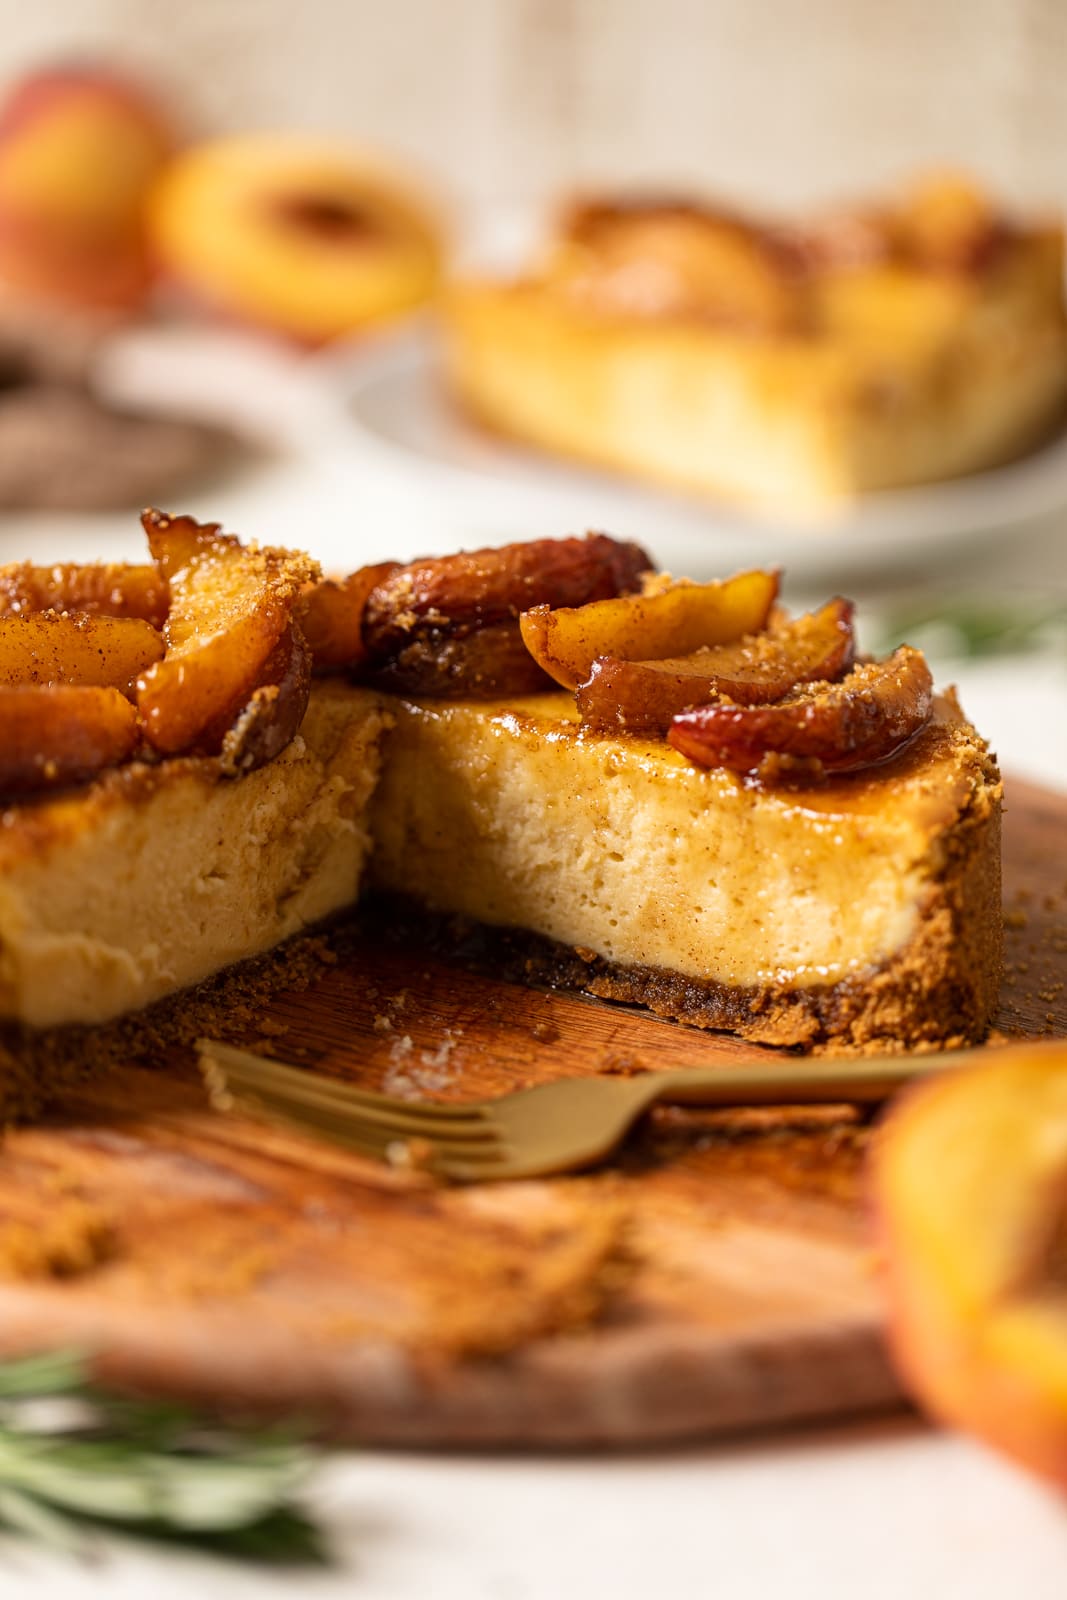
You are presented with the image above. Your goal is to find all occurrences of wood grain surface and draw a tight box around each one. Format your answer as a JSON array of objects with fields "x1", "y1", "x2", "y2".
[{"x1": 0, "y1": 775, "x2": 1062, "y2": 1448}]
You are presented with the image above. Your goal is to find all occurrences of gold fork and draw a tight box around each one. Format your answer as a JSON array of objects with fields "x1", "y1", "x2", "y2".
[{"x1": 197, "y1": 1038, "x2": 977, "y2": 1184}]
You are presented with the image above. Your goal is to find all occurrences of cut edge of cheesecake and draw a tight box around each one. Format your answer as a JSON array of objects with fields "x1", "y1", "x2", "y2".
[
  {"x1": 487, "y1": 767, "x2": 1001, "y2": 1051},
  {"x1": 364, "y1": 687, "x2": 1003, "y2": 1053},
  {"x1": 0, "y1": 682, "x2": 391, "y2": 1031}
]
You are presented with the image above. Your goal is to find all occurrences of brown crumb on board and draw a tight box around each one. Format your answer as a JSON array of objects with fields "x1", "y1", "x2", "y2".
[{"x1": 0, "y1": 1199, "x2": 114, "y2": 1279}]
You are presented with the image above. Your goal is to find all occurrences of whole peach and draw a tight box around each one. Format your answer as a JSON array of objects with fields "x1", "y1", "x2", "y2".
[
  {"x1": 872, "y1": 1042, "x2": 1067, "y2": 1492},
  {"x1": 0, "y1": 63, "x2": 174, "y2": 308}
]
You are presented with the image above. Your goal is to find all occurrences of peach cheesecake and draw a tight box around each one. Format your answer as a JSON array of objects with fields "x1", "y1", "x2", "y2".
[
  {"x1": 0, "y1": 518, "x2": 1001, "y2": 1090},
  {"x1": 445, "y1": 175, "x2": 1067, "y2": 515}
]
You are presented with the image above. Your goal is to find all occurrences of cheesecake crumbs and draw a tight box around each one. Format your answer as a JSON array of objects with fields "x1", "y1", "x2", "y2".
[
  {"x1": 0, "y1": 1199, "x2": 114, "y2": 1279},
  {"x1": 1000, "y1": 873, "x2": 1067, "y2": 1036},
  {"x1": 382, "y1": 1027, "x2": 463, "y2": 1099}
]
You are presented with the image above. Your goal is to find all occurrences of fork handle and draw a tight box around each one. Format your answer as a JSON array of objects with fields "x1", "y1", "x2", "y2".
[{"x1": 642, "y1": 1044, "x2": 979, "y2": 1111}]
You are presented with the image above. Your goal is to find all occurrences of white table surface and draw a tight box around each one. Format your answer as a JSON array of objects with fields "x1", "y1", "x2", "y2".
[
  {"x1": 8, "y1": 1421, "x2": 1067, "y2": 1599},
  {"x1": 3, "y1": 331, "x2": 1066, "y2": 1594}
]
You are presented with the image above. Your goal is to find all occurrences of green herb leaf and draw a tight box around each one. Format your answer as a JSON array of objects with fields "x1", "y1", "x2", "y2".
[
  {"x1": 876, "y1": 597, "x2": 1067, "y2": 661},
  {"x1": 0, "y1": 1352, "x2": 329, "y2": 1564}
]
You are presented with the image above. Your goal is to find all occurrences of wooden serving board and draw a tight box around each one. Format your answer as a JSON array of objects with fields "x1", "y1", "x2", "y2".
[{"x1": 0, "y1": 776, "x2": 1063, "y2": 1448}]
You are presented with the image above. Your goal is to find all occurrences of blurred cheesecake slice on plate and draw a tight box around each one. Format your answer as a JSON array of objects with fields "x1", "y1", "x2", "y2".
[{"x1": 444, "y1": 175, "x2": 1067, "y2": 518}]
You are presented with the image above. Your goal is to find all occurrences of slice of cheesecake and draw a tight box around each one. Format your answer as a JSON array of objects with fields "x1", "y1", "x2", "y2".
[{"x1": 445, "y1": 177, "x2": 1067, "y2": 516}]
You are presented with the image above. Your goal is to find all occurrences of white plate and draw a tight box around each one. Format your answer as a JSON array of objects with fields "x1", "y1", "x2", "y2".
[
  {"x1": 6, "y1": 321, "x2": 1066, "y2": 589},
  {"x1": 325, "y1": 331, "x2": 1067, "y2": 582}
]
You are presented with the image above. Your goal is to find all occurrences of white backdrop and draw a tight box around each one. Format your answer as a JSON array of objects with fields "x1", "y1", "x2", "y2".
[{"x1": 0, "y1": 0, "x2": 1064, "y2": 220}]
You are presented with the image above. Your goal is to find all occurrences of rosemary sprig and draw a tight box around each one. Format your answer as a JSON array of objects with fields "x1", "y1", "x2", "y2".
[
  {"x1": 876, "y1": 596, "x2": 1067, "y2": 661},
  {"x1": 0, "y1": 1351, "x2": 328, "y2": 1563}
]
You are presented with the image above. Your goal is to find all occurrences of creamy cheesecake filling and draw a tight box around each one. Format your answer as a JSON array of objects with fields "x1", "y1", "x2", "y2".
[
  {"x1": 365, "y1": 690, "x2": 986, "y2": 992},
  {"x1": 0, "y1": 686, "x2": 389, "y2": 1028}
]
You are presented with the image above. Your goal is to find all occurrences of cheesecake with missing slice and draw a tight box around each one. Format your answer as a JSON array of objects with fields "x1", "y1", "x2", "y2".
[{"x1": 0, "y1": 521, "x2": 1002, "y2": 1073}]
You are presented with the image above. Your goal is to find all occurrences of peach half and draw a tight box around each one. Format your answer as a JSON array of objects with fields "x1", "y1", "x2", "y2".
[
  {"x1": 149, "y1": 134, "x2": 444, "y2": 343},
  {"x1": 872, "y1": 1041, "x2": 1067, "y2": 1491},
  {"x1": 0, "y1": 63, "x2": 173, "y2": 308}
]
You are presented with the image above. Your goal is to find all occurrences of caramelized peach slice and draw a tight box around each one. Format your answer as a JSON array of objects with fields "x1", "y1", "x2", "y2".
[
  {"x1": 369, "y1": 620, "x2": 554, "y2": 699},
  {"x1": 141, "y1": 507, "x2": 230, "y2": 582},
  {"x1": 872, "y1": 1043, "x2": 1067, "y2": 1493},
  {"x1": 363, "y1": 534, "x2": 651, "y2": 660},
  {"x1": 577, "y1": 599, "x2": 854, "y2": 733},
  {"x1": 0, "y1": 611, "x2": 162, "y2": 691},
  {"x1": 300, "y1": 561, "x2": 401, "y2": 671},
  {"x1": 521, "y1": 570, "x2": 778, "y2": 692},
  {"x1": 669, "y1": 645, "x2": 932, "y2": 775},
  {"x1": 0, "y1": 684, "x2": 139, "y2": 796},
  {"x1": 0, "y1": 561, "x2": 168, "y2": 626},
  {"x1": 136, "y1": 509, "x2": 318, "y2": 755},
  {"x1": 219, "y1": 622, "x2": 312, "y2": 776}
]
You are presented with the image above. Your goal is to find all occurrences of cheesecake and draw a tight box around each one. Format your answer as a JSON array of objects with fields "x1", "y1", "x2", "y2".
[
  {"x1": 0, "y1": 518, "x2": 1003, "y2": 1090},
  {"x1": 445, "y1": 175, "x2": 1067, "y2": 516}
]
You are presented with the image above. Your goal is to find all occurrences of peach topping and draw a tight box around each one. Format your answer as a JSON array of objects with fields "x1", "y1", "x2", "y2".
[
  {"x1": 0, "y1": 509, "x2": 318, "y2": 798},
  {"x1": 0, "y1": 685, "x2": 139, "y2": 797},
  {"x1": 576, "y1": 598, "x2": 854, "y2": 734},
  {"x1": 350, "y1": 534, "x2": 653, "y2": 698},
  {"x1": 0, "y1": 528, "x2": 937, "y2": 796},
  {"x1": 669, "y1": 647, "x2": 934, "y2": 776},
  {"x1": 518, "y1": 565, "x2": 933, "y2": 778}
]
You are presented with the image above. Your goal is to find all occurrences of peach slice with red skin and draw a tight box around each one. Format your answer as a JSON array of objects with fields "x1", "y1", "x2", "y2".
[
  {"x1": 669, "y1": 645, "x2": 932, "y2": 775},
  {"x1": 0, "y1": 684, "x2": 139, "y2": 797},
  {"x1": 218, "y1": 621, "x2": 312, "y2": 776},
  {"x1": 358, "y1": 535, "x2": 650, "y2": 697},
  {"x1": 136, "y1": 509, "x2": 317, "y2": 755},
  {"x1": 577, "y1": 598, "x2": 854, "y2": 733},
  {"x1": 362, "y1": 534, "x2": 651, "y2": 660},
  {"x1": 300, "y1": 562, "x2": 401, "y2": 672},
  {"x1": 520, "y1": 570, "x2": 779, "y2": 693},
  {"x1": 368, "y1": 619, "x2": 554, "y2": 699},
  {"x1": 0, "y1": 561, "x2": 169, "y2": 626},
  {"x1": 872, "y1": 1043, "x2": 1067, "y2": 1492}
]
